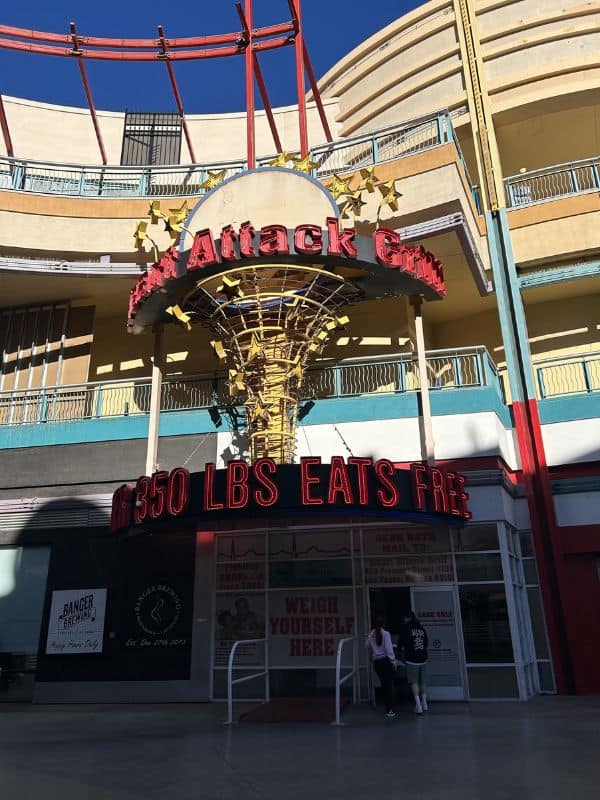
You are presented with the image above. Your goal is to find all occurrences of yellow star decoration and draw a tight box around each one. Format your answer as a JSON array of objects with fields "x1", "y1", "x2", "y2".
[
  {"x1": 251, "y1": 401, "x2": 271, "y2": 423},
  {"x1": 148, "y1": 200, "x2": 167, "y2": 224},
  {"x1": 228, "y1": 369, "x2": 246, "y2": 397},
  {"x1": 359, "y1": 166, "x2": 381, "y2": 193},
  {"x1": 327, "y1": 173, "x2": 354, "y2": 200},
  {"x1": 268, "y1": 151, "x2": 295, "y2": 167},
  {"x1": 134, "y1": 220, "x2": 148, "y2": 247},
  {"x1": 164, "y1": 215, "x2": 184, "y2": 241},
  {"x1": 341, "y1": 190, "x2": 367, "y2": 218},
  {"x1": 292, "y1": 153, "x2": 320, "y2": 174},
  {"x1": 200, "y1": 169, "x2": 227, "y2": 191},
  {"x1": 168, "y1": 201, "x2": 190, "y2": 223},
  {"x1": 377, "y1": 179, "x2": 403, "y2": 214},
  {"x1": 216, "y1": 275, "x2": 244, "y2": 301},
  {"x1": 211, "y1": 340, "x2": 227, "y2": 361},
  {"x1": 247, "y1": 335, "x2": 262, "y2": 363},
  {"x1": 290, "y1": 361, "x2": 303, "y2": 381},
  {"x1": 165, "y1": 305, "x2": 192, "y2": 332}
]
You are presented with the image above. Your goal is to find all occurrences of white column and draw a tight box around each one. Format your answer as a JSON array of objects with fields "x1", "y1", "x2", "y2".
[
  {"x1": 410, "y1": 295, "x2": 435, "y2": 465},
  {"x1": 145, "y1": 326, "x2": 163, "y2": 476}
]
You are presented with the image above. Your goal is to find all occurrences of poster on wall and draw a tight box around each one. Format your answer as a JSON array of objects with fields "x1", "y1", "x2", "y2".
[
  {"x1": 411, "y1": 588, "x2": 463, "y2": 691},
  {"x1": 216, "y1": 562, "x2": 265, "y2": 592},
  {"x1": 214, "y1": 593, "x2": 266, "y2": 667},
  {"x1": 268, "y1": 589, "x2": 355, "y2": 668},
  {"x1": 364, "y1": 554, "x2": 454, "y2": 585},
  {"x1": 363, "y1": 527, "x2": 451, "y2": 556},
  {"x1": 45, "y1": 588, "x2": 107, "y2": 654}
]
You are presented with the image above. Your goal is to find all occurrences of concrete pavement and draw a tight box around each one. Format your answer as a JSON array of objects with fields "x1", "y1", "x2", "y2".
[{"x1": 1, "y1": 697, "x2": 598, "y2": 799}]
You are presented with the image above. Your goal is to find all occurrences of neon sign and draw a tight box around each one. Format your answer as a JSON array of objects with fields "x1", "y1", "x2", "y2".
[{"x1": 110, "y1": 457, "x2": 471, "y2": 534}]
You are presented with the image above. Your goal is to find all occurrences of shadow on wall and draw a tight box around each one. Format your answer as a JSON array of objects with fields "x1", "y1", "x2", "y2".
[{"x1": 0, "y1": 496, "x2": 111, "y2": 702}]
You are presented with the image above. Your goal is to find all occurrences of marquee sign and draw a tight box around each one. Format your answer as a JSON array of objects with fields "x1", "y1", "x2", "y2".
[
  {"x1": 110, "y1": 457, "x2": 471, "y2": 534},
  {"x1": 128, "y1": 217, "x2": 445, "y2": 332}
]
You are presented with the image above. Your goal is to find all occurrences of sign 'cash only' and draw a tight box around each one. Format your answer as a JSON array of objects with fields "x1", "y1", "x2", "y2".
[
  {"x1": 128, "y1": 217, "x2": 446, "y2": 328},
  {"x1": 110, "y1": 457, "x2": 471, "y2": 534}
]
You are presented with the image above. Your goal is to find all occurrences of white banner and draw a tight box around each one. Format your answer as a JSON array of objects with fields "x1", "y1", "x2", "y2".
[
  {"x1": 46, "y1": 588, "x2": 107, "y2": 654},
  {"x1": 364, "y1": 554, "x2": 454, "y2": 585}
]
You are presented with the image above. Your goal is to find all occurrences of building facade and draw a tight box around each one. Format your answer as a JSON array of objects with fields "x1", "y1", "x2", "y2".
[{"x1": 0, "y1": 0, "x2": 598, "y2": 706}]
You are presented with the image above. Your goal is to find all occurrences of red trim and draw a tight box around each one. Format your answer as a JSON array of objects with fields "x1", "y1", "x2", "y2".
[
  {"x1": 236, "y1": 2, "x2": 255, "y2": 170},
  {"x1": 559, "y1": 525, "x2": 600, "y2": 554},
  {"x1": 70, "y1": 23, "x2": 107, "y2": 165},
  {"x1": 253, "y1": 54, "x2": 283, "y2": 153},
  {"x1": 0, "y1": 93, "x2": 14, "y2": 157},
  {"x1": 158, "y1": 26, "x2": 196, "y2": 164},
  {"x1": 302, "y1": 41, "x2": 333, "y2": 143},
  {"x1": 290, "y1": 0, "x2": 308, "y2": 157}
]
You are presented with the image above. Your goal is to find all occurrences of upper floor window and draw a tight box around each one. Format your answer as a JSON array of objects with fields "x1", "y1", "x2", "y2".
[{"x1": 120, "y1": 112, "x2": 182, "y2": 166}]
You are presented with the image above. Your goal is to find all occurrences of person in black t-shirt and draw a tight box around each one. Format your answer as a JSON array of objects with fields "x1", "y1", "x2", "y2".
[{"x1": 398, "y1": 611, "x2": 429, "y2": 714}]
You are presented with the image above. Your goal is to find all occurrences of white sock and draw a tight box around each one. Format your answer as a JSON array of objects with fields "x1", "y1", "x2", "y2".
[
  {"x1": 421, "y1": 694, "x2": 428, "y2": 710},
  {"x1": 414, "y1": 696, "x2": 423, "y2": 712}
]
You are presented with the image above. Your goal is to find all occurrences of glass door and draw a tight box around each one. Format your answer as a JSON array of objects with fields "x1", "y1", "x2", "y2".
[{"x1": 410, "y1": 585, "x2": 465, "y2": 701}]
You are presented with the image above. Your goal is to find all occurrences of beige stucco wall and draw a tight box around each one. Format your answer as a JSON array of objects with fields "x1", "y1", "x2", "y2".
[{"x1": 0, "y1": 96, "x2": 340, "y2": 164}]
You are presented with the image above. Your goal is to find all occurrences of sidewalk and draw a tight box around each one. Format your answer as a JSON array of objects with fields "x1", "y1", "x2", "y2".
[{"x1": 1, "y1": 697, "x2": 598, "y2": 799}]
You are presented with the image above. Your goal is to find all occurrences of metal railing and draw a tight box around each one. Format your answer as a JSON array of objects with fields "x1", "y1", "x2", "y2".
[
  {"x1": 225, "y1": 638, "x2": 269, "y2": 725},
  {"x1": 332, "y1": 637, "x2": 358, "y2": 726},
  {"x1": 505, "y1": 156, "x2": 600, "y2": 208},
  {"x1": 0, "y1": 110, "x2": 475, "y2": 199},
  {"x1": 535, "y1": 352, "x2": 600, "y2": 399},
  {"x1": 0, "y1": 347, "x2": 503, "y2": 428}
]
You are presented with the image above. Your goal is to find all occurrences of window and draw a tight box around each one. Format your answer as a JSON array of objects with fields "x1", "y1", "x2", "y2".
[{"x1": 121, "y1": 112, "x2": 182, "y2": 166}]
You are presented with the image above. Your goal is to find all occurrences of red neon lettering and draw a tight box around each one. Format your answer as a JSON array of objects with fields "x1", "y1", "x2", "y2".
[
  {"x1": 259, "y1": 225, "x2": 289, "y2": 256},
  {"x1": 188, "y1": 229, "x2": 220, "y2": 270},
  {"x1": 445, "y1": 471, "x2": 461, "y2": 516},
  {"x1": 374, "y1": 228, "x2": 402, "y2": 266},
  {"x1": 327, "y1": 456, "x2": 354, "y2": 505},
  {"x1": 374, "y1": 459, "x2": 400, "y2": 507},
  {"x1": 455, "y1": 474, "x2": 472, "y2": 519},
  {"x1": 239, "y1": 221, "x2": 256, "y2": 258},
  {"x1": 326, "y1": 216, "x2": 358, "y2": 258},
  {"x1": 134, "y1": 475, "x2": 151, "y2": 524},
  {"x1": 110, "y1": 484, "x2": 133, "y2": 533},
  {"x1": 253, "y1": 458, "x2": 279, "y2": 507},
  {"x1": 226, "y1": 460, "x2": 249, "y2": 509},
  {"x1": 348, "y1": 457, "x2": 372, "y2": 505},
  {"x1": 219, "y1": 224, "x2": 238, "y2": 261},
  {"x1": 430, "y1": 467, "x2": 448, "y2": 513},
  {"x1": 203, "y1": 463, "x2": 224, "y2": 511},
  {"x1": 167, "y1": 467, "x2": 190, "y2": 516},
  {"x1": 148, "y1": 470, "x2": 169, "y2": 520},
  {"x1": 300, "y1": 456, "x2": 323, "y2": 506},
  {"x1": 410, "y1": 463, "x2": 428, "y2": 510},
  {"x1": 294, "y1": 224, "x2": 323, "y2": 255},
  {"x1": 160, "y1": 246, "x2": 179, "y2": 280}
]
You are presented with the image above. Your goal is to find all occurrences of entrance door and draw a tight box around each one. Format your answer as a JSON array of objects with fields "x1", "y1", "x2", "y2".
[{"x1": 410, "y1": 586, "x2": 465, "y2": 700}]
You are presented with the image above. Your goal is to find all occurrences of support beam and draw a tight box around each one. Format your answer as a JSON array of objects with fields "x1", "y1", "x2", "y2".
[
  {"x1": 410, "y1": 295, "x2": 435, "y2": 465},
  {"x1": 158, "y1": 25, "x2": 197, "y2": 163},
  {"x1": 302, "y1": 42, "x2": 332, "y2": 143},
  {"x1": 289, "y1": 0, "x2": 308, "y2": 156},
  {"x1": 253, "y1": 54, "x2": 282, "y2": 154},
  {"x1": 0, "y1": 93, "x2": 14, "y2": 157},
  {"x1": 70, "y1": 22, "x2": 107, "y2": 165},
  {"x1": 244, "y1": 1, "x2": 256, "y2": 169},
  {"x1": 145, "y1": 327, "x2": 163, "y2": 476}
]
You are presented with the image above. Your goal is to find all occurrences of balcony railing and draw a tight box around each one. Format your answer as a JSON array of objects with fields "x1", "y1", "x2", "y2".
[
  {"x1": 505, "y1": 156, "x2": 600, "y2": 208},
  {"x1": 0, "y1": 347, "x2": 501, "y2": 428},
  {"x1": 0, "y1": 110, "x2": 474, "y2": 200},
  {"x1": 535, "y1": 352, "x2": 600, "y2": 399}
]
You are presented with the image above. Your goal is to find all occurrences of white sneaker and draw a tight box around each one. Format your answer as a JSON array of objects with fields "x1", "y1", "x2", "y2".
[
  {"x1": 421, "y1": 699, "x2": 428, "y2": 712},
  {"x1": 414, "y1": 704, "x2": 423, "y2": 714},
  {"x1": 385, "y1": 710, "x2": 396, "y2": 719}
]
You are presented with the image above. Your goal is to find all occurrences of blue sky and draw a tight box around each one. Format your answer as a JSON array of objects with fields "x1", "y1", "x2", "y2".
[{"x1": 0, "y1": 1, "x2": 418, "y2": 113}]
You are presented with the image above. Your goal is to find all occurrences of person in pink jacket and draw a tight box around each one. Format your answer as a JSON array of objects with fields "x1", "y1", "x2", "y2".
[{"x1": 367, "y1": 616, "x2": 397, "y2": 718}]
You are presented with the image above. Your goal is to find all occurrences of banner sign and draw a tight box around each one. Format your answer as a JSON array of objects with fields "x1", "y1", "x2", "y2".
[
  {"x1": 110, "y1": 458, "x2": 471, "y2": 534},
  {"x1": 46, "y1": 588, "x2": 107, "y2": 655},
  {"x1": 269, "y1": 590, "x2": 355, "y2": 667},
  {"x1": 364, "y1": 555, "x2": 454, "y2": 585},
  {"x1": 128, "y1": 217, "x2": 446, "y2": 330}
]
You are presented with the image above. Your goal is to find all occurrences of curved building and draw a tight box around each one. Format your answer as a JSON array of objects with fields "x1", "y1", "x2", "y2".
[{"x1": 0, "y1": 0, "x2": 598, "y2": 709}]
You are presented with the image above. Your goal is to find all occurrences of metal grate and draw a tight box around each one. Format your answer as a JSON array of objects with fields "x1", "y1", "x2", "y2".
[{"x1": 121, "y1": 112, "x2": 182, "y2": 166}]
